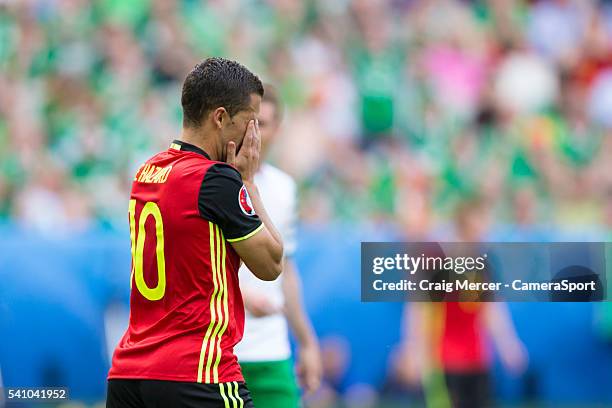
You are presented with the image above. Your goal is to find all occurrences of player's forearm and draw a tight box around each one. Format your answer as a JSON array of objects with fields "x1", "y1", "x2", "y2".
[
  {"x1": 282, "y1": 259, "x2": 317, "y2": 346},
  {"x1": 244, "y1": 181, "x2": 283, "y2": 254},
  {"x1": 403, "y1": 304, "x2": 431, "y2": 364},
  {"x1": 485, "y1": 303, "x2": 519, "y2": 349}
]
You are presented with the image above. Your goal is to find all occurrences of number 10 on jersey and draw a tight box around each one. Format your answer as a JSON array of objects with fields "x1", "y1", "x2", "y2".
[{"x1": 128, "y1": 199, "x2": 167, "y2": 301}]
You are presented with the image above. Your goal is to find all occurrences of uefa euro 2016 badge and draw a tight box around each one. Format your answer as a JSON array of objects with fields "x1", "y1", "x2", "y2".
[{"x1": 238, "y1": 185, "x2": 256, "y2": 216}]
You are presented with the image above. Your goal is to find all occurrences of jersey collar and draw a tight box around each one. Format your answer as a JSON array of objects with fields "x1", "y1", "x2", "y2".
[{"x1": 170, "y1": 140, "x2": 211, "y2": 159}]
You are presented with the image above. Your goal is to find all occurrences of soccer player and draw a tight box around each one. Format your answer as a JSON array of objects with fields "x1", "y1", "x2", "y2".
[
  {"x1": 398, "y1": 198, "x2": 526, "y2": 408},
  {"x1": 234, "y1": 85, "x2": 322, "y2": 408},
  {"x1": 106, "y1": 57, "x2": 284, "y2": 408}
]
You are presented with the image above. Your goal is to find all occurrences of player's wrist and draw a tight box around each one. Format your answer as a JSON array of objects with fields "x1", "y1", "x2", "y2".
[
  {"x1": 243, "y1": 179, "x2": 257, "y2": 191},
  {"x1": 237, "y1": 164, "x2": 255, "y2": 182},
  {"x1": 299, "y1": 332, "x2": 318, "y2": 349}
]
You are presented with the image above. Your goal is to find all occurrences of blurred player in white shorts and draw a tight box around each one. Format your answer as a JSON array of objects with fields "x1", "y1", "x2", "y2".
[{"x1": 235, "y1": 84, "x2": 322, "y2": 408}]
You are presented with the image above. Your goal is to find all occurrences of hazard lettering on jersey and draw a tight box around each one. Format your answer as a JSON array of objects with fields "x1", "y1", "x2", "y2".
[
  {"x1": 238, "y1": 185, "x2": 256, "y2": 216},
  {"x1": 134, "y1": 163, "x2": 173, "y2": 184}
]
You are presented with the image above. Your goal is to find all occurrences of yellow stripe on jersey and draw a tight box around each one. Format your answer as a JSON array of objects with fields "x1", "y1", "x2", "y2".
[
  {"x1": 198, "y1": 222, "x2": 221, "y2": 383},
  {"x1": 219, "y1": 383, "x2": 231, "y2": 408},
  {"x1": 212, "y1": 228, "x2": 230, "y2": 382},
  {"x1": 226, "y1": 223, "x2": 264, "y2": 243},
  {"x1": 205, "y1": 225, "x2": 227, "y2": 382},
  {"x1": 170, "y1": 142, "x2": 181, "y2": 150},
  {"x1": 197, "y1": 223, "x2": 231, "y2": 384}
]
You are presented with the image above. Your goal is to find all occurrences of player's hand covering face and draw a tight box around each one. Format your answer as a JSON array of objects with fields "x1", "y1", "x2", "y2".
[
  {"x1": 226, "y1": 119, "x2": 261, "y2": 183},
  {"x1": 218, "y1": 93, "x2": 260, "y2": 161}
]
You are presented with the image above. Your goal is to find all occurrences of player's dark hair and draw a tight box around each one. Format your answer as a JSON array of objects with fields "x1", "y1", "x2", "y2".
[
  {"x1": 181, "y1": 57, "x2": 264, "y2": 128},
  {"x1": 262, "y1": 83, "x2": 284, "y2": 122}
]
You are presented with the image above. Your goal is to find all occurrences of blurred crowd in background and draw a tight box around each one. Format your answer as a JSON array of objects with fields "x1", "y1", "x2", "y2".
[
  {"x1": 1, "y1": 0, "x2": 611, "y2": 238},
  {"x1": 2, "y1": 1, "x2": 612, "y2": 408}
]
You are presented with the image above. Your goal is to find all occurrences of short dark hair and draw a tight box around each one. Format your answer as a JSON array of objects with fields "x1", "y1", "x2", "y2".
[
  {"x1": 181, "y1": 57, "x2": 264, "y2": 128},
  {"x1": 262, "y1": 83, "x2": 284, "y2": 122}
]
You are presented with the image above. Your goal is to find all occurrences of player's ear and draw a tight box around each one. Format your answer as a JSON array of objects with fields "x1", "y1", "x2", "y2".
[{"x1": 212, "y1": 107, "x2": 227, "y2": 129}]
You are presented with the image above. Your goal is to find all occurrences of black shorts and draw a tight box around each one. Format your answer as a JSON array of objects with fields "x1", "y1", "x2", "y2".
[
  {"x1": 444, "y1": 371, "x2": 493, "y2": 408},
  {"x1": 106, "y1": 379, "x2": 254, "y2": 408}
]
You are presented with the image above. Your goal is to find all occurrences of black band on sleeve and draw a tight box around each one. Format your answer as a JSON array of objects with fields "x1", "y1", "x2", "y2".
[{"x1": 198, "y1": 164, "x2": 263, "y2": 241}]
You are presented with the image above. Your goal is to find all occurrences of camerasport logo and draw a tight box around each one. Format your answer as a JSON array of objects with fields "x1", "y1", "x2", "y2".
[{"x1": 238, "y1": 185, "x2": 256, "y2": 216}]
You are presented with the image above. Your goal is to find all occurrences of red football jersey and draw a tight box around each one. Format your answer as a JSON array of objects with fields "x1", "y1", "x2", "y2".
[
  {"x1": 108, "y1": 140, "x2": 263, "y2": 384},
  {"x1": 438, "y1": 302, "x2": 490, "y2": 372}
]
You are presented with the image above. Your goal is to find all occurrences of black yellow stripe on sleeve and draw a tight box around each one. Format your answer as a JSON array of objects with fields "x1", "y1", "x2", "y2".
[{"x1": 226, "y1": 223, "x2": 263, "y2": 243}]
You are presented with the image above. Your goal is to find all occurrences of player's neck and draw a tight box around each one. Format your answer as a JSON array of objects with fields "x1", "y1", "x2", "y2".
[{"x1": 180, "y1": 128, "x2": 219, "y2": 161}]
